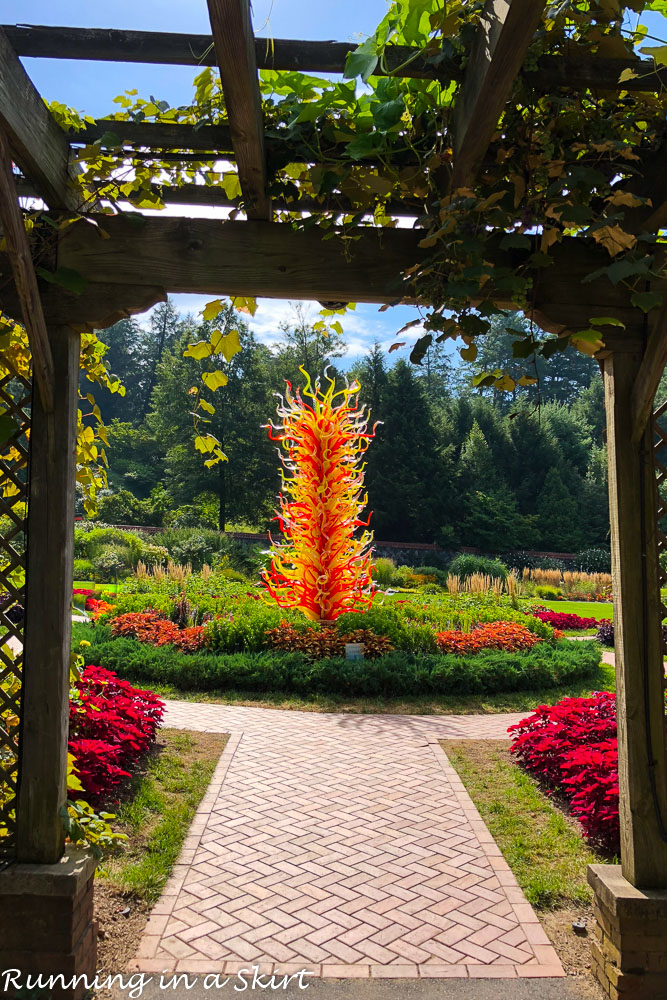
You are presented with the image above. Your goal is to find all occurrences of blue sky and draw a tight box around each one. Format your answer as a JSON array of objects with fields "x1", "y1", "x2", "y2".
[{"x1": 10, "y1": 0, "x2": 437, "y2": 363}]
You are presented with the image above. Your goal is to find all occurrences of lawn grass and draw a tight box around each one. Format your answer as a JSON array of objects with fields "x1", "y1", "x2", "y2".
[
  {"x1": 73, "y1": 580, "x2": 122, "y2": 593},
  {"x1": 443, "y1": 740, "x2": 604, "y2": 909},
  {"x1": 145, "y1": 656, "x2": 616, "y2": 715},
  {"x1": 533, "y1": 599, "x2": 613, "y2": 620},
  {"x1": 101, "y1": 728, "x2": 228, "y2": 903}
]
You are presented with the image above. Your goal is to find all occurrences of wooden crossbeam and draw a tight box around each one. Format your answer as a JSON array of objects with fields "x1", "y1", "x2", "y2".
[
  {"x1": 5, "y1": 24, "x2": 667, "y2": 93},
  {"x1": 0, "y1": 28, "x2": 80, "y2": 211},
  {"x1": 71, "y1": 120, "x2": 234, "y2": 153},
  {"x1": 0, "y1": 130, "x2": 54, "y2": 412},
  {"x1": 48, "y1": 213, "x2": 651, "y2": 336},
  {"x1": 206, "y1": 0, "x2": 270, "y2": 220},
  {"x1": 452, "y1": 0, "x2": 546, "y2": 188},
  {"x1": 631, "y1": 299, "x2": 667, "y2": 444},
  {"x1": 67, "y1": 119, "x2": 419, "y2": 169},
  {"x1": 2, "y1": 24, "x2": 446, "y2": 80},
  {"x1": 57, "y1": 216, "x2": 417, "y2": 302}
]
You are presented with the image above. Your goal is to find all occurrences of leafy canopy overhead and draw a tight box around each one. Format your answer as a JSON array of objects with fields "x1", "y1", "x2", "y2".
[{"x1": 35, "y1": 0, "x2": 667, "y2": 434}]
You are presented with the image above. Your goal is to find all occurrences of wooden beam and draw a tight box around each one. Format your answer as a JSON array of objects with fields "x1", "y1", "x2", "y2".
[
  {"x1": 0, "y1": 270, "x2": 167, "y2": 330},
  {"x1": 527, "y1": 53, "x2": 667, "y2": 93},
  {"x1": 0, "y1": 130, "x2": 54, "y2": 412},
  {"x1": 57, "y1": 216, "x2": 418, "y2": 302},
  {"x1": 2, "y1": 24, "x2": 447, "y2": 80},
  {"x1": 71, "y1": 120, "x2": 233, "y2": 153},
  {"x1": 67, "y1": 119, "x2": 417, "y2": 169},
  {"x1": 603, "y1": 349, "x2": 667, "y2": 888},
  {"x1": 452, "y1": 0, "x2": 546, "y2": 188},
  {"x1": 6, "y1": 24, "x2": 666, "y2": 93},
  {"x1": 631, "y1": 300, "x2": 667, "y2": 444},
  {"x1": 52, "y1": 214, "x2": 653, "y2": 335},
  {"x1": 17, "y1": 325, "x2": 80, "y2": 863},
  {"x1": 207, "y1": 0, "x2": 269, "y2": 220},
  {"x1": 0, "y1": 28, "x2": 80, "y2": 211}
]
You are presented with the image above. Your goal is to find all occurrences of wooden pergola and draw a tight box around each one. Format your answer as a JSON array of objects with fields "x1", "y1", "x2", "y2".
[{"x1": 1, "y1": 1, "x2": 667, "y2": 994}]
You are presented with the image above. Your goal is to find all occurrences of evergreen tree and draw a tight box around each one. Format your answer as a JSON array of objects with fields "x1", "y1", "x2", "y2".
[
  {"x1": 148, "y1": 307, "x2": 276, "y2": 530},
  {"x1": 367, "y1": 361, "x2": 449, "y2": 541},
  {"x1": 536, "y1": 467, "x2": 583, "y2": 551},
  {"x1": 84, "y1": 317, "x2": 145, "y2": 424},
  {"x1": 457, "y1": 420, "x2": 498, "y2": 493},
  {"x1": 141, "y1": 298, "x2": 184, "y2": 419}
]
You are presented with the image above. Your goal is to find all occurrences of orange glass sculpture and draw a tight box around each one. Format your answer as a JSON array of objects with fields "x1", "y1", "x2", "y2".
[{"x1": 261, "y1": 369, "x2": 378, "y2": 622}]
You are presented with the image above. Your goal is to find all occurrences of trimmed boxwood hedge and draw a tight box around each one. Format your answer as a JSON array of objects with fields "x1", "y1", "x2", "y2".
[{"x1": 72, "y1": 624, "x2": 601, "y2": 698}]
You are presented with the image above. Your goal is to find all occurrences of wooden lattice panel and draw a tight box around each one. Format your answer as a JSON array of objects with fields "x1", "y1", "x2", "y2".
[
  {"x1": 0, "y1": 369, "x2": 30, "y2": 863},
  {"x1": 654, "y1": 401, "x2": 667, "y2": 654}
]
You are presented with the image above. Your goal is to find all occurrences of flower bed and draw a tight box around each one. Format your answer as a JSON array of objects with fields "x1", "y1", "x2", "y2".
[
  {"x1": 436, "y1": 621, "x2": 545, "y2": 655},
  {"x1": 530, "y1": 607, "x2": 601, "y2": 630},
  {"x1": 110, "y1": 611, "x2": 205, "y2": 652},
  {"x1": 87, "y1": 597, "x2": 116, "y2": 619},
  {"x1": 74, "y1": 626, "x2": 602, "y2": 699},
  {"x1": 595, "y1": 620, "x2": 667, "y2": 648},
  {"x1": 264, "y1": 622, "x2": 395, "y2": 660},
  {"x1": 509, "y1": 692, "x2": 619, "y2": 854},
  {"x1": 69, "y1": 665, "x2": 164, "y2": 802},
  {"x1": 100, "y1": 577, "x2": 557, "y2": 655}
]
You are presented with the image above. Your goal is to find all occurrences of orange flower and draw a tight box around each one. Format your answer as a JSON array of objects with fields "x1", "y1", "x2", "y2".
[{"x1": 435, "y1": 621, "x2": 542, "y2": 655}]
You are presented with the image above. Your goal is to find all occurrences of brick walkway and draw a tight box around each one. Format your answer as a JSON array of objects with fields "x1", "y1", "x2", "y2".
[{"x1": 131, "y1": 702, "x2": 563, "y2": 980}]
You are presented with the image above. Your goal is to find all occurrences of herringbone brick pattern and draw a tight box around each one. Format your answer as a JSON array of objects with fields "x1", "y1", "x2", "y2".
[{"x1": 132, "y1": 702, "x2": 563, "y2": 979}]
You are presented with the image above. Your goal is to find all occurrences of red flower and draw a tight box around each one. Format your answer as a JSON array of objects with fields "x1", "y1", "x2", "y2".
[
  {"x1": 529, "y1": 607, "x2": 600, "y2": 630},
  {"x1": 509, "y1": 692, "x2": 618, "y2": 853},
  {"x1": 68, "y1": 665, "x2": 164, "y2": 804}
]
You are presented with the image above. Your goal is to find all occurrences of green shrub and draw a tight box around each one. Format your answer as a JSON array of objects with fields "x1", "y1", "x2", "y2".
[
  {"x1": 152, "y1": 527, "x2": 228, "y2": 570},
  {"x1": 413, "y1": 565, "x2": 447, "y2": 586},
  {"x1": 138, "y1": 543, "x2": 170, "y2": 567},
  {"x1": 73, "y1": 558, "x2": 94, "y2": 579},
  {"x1": 536, "y1": 585, "x2": 563, "y2": 599},
  {"x1": 502, "y1": 551, "x2": 567, "y2": 573},
  {"x1": 92, "y1": 544, "x2": 133, "y2": 581},
  {"x1": 448, "y1": 553, "x2": 508, "y2": 582},
  {"x1": 163, "y1": 494, "x2": 219, "y2": 530},
  {"x1": 78, "y1": 632, "x2": 601, "y2": 698},
  {"x1": 575, "y1": 548, "x2": 611, "y2": 573},
  {"x1": 372, "y1": 557, "x2": 397, "y2": 588}
]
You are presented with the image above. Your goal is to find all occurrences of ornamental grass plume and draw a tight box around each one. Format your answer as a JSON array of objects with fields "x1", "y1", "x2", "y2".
[{"x1": 261, "y1": 368, "x2": 378, "y2": 622}]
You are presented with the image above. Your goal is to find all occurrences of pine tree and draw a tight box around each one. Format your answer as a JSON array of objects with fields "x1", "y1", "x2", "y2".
[
  {"x1": 536, "y1": 467, "x2": 583, "y2": 551},
  {"x1": 369, "y1": 361, "x2": 449, "y2": 541}
]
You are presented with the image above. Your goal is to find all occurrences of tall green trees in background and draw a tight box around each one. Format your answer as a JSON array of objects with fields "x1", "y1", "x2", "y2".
[{"x1": 90, "y1": 302, "x2": 609, "y2": 552}]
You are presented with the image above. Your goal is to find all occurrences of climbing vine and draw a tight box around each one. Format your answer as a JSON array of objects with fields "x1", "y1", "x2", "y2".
[
  {"x1": 13, "y1": 0, "x2": 667, "y2": 460},
  {"x1": 0, "y1": 311, "x2": 124, "y2": 514}
]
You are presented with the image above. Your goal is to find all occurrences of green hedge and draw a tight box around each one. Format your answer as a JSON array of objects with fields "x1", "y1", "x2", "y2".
[{"x1": 73, "y1": 627, "x2": 601, "y2": 698}]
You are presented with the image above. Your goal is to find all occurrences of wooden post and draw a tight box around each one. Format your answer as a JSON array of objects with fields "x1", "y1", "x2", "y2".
[
  {"x1": 17, "y1": 326, "x2": 80, "y2": 864},
  {"x1": 604, "y1": 348, "x2": 667, "y2": 887}
]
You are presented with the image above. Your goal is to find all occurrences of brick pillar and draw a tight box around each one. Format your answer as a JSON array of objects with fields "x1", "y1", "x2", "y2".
[
  {"x1": 589, "y1": 865, "x2": 667, "y2": 999},
  {"x1": 0, "y1": 848, "x2": 96, "y2": 999}
]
